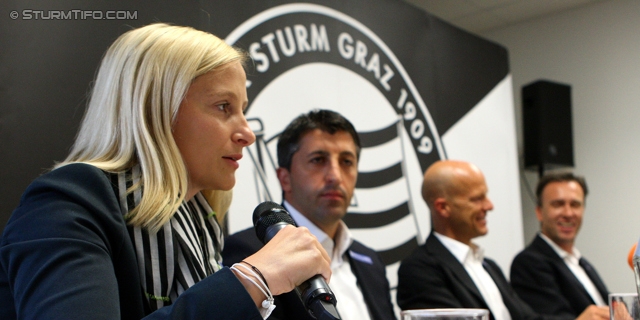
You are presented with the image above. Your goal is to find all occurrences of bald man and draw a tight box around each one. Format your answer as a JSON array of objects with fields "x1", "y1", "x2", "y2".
[{"x1": 396, "y1": 160, "x2": 544, "y2": 320}]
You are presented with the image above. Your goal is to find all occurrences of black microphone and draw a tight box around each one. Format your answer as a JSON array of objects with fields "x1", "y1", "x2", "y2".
[{"x1": 253, "y1": 201, "x2": 341, "y2": 320}]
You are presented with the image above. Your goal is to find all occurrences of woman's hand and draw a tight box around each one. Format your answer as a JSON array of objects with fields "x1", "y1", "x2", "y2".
[{"x1": 234, "y1": 225, "x2": 331, "y2": 303}]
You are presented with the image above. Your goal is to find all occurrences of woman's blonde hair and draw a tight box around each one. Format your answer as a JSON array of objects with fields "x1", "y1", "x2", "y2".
[{"x1": 57, "y1": 23, "x2": 246, "y2": 231}]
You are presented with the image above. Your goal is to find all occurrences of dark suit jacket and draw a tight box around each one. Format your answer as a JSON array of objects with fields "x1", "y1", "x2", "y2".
[
  {"x1": 510, "y1": 234, "x2": 609, "y2": 319},
  {"x1": 223, "y1": 227, "x2": 397, "y2": 320},
  {"x1": 397, "y1": 232, "x2": 546, "y2": 320},
  {"x1": 0, "y1": 163, "x2": 262, "y2": 320}
]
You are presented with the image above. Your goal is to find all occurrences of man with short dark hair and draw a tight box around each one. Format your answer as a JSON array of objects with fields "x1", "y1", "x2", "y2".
[
  {"x1": 510, "y1": 172, "x2": 609, "y2": 320},
  {"x1": 223, "y1": 109, "x2": 396, "y2": 320}
]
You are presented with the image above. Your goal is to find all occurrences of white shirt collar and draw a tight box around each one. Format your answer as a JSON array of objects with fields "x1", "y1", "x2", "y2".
[
  {"x1": 283, "y1": 201, "x2": 353, "y2": 266},
  {"x1": 433, "y1": 232, "x2": 485, "y2": 264},
  {"x1": 434, "y1": 232, "x2": 511, "y2": 320},
  {"x1": 283, "y1": 202, "x2": 370, "y2": 320},
  {"x1": 539, "y1": 233, "x2": 582, "y2": 261}
]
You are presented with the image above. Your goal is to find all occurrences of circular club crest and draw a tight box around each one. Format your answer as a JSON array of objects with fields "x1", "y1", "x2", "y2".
[{"x1": 226, "y1": 3, "x2": 446, "y2": 285}]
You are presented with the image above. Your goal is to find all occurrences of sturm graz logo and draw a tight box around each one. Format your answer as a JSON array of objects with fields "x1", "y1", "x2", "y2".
[{"x1": 225, "y1": 3, "x2": 446, "y2": 288}]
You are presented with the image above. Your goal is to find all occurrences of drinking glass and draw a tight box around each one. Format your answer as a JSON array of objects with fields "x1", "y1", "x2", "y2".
[
  {"x1": 609, "y1": 293, "x2": 640, "y2": 320},
  {"x1": 400, "y1": 308, "x2": 489, "y2": 320}
]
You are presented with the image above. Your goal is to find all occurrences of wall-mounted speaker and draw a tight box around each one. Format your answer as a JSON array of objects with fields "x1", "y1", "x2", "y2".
[{"x1": 522, "y1": 80, "x2": 574, "y2": 173}]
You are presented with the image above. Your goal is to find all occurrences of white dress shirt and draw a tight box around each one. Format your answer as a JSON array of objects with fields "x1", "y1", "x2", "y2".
[
  {"x1": 539, "y1": 233, "x2": 606, "y2": 306},
  {"x1": 434, "y1": 232, "x2": 512, "y2": 320},
  {"x1": 285, "y1": 201, "x2": 372, "y2": 320}
]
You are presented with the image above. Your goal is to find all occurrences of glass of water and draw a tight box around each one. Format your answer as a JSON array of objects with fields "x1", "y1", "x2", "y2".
[{"x1": 400, "y1": 308, "x2": 489, "y2": 320}]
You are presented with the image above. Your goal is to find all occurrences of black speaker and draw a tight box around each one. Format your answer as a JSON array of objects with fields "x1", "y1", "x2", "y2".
[{"x1": 523, "y1": 80, "x2": 574, "y2": 172}]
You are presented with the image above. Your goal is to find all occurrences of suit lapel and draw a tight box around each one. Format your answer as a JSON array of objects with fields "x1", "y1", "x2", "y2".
[
  {"x1": 347, "y1": 244, "x2": 373, "y2": 296},
  {"x1": 482, "y1": 260, "x2": 514, "y2": 311},
  {"x1": 425, "y1": 234, "x2": 485, "y2": 303},
  {"x1": 532, "y1": 235, "x2": 604, "y2": 304},
  {"x1": 346, "y1": 242, "x2": 390, "y2": 320},
  {"x1": 579, "y1": 257, "x2": 609, "y2": 304}
]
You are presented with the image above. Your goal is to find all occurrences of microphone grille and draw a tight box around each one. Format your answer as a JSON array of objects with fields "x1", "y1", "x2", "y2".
[{"x1": 252, "y1": 201, "x2": 297, "y2": 242}]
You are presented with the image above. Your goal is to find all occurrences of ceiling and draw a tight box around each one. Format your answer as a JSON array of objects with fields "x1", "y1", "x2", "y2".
[{"x1": 403, "y1": 0, "x2": 607, "y2": 34}]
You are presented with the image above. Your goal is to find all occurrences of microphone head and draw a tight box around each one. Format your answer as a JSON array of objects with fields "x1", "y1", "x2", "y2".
[{"x1": 252, "y1": 201, "x2": 297, "y2": 242}]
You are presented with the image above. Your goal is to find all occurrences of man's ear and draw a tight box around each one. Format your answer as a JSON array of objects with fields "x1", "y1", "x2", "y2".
[
  {"x1": 433, "y1": 198, "x2": 450, "y2": 218},
  {"x1": 535, "y1": 206, "x2": 543, "y2": 222},
  {"x1": 276, "y1": 167, "x2": 292, "y2": 193}
]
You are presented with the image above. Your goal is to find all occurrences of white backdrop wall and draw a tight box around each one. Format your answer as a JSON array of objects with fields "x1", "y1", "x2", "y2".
[{"x1": 482, "y1": 0, "x2": 640, "y2": 293}]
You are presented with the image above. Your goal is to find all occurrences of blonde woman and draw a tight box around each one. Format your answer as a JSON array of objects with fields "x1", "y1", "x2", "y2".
[{"x1": 0, "y1": 23, "x2": 330, "y2": 319}]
